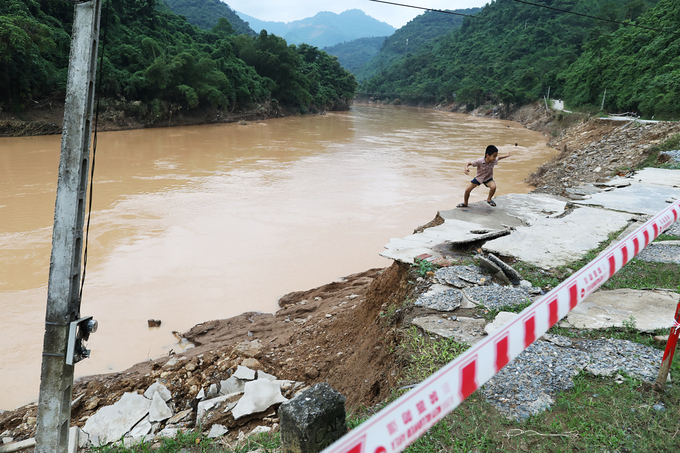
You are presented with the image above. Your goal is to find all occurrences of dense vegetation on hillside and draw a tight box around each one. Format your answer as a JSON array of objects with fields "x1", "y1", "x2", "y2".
[
  {"x1": 0, "y1": 0, "x2": 357, "y2": 115},
  {"x1": 356, "y1": 8, "x2": 482, "y2": 82},
  {"x1": 323, "y1": 36, "x2": 387, "y2": 75},
  {"x1": 362, "y1": 0, "x2": 672, "y2": 116},
  {"x1": 238, "y1": 9, "x2": 395, "y2": 49},
  {"x1": 560, "y1": 0, "x2": 680, "y2": 118},
  {"x1": 163, "y1": 0, "x2": 254, "y2": 35}
]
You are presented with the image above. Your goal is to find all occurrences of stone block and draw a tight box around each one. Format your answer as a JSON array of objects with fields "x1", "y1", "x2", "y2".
[
  {"x1": 279, "y1": 383, "x2": 347, "y2": 453},
  {"x1": 232, "y1": 380, "x2": 287, "y2": 420},
  {"x1": 487, "y1": 253, "x2": 522, "y2": 283}
]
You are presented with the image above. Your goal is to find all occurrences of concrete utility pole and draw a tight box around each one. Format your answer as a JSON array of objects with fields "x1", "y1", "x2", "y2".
[
  {"x1": 35, "y1": 0, "x2": 102, "y2": 451},
  {"x1": 601, "y1": 88, "x2": 607, "y2": 110}
]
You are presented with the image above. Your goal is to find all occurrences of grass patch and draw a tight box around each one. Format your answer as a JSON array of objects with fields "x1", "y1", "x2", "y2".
[
  {"x1": 603, "y1": 260, "x2": 680, "y2": 290},
  {"x1": 639, "y1": 132, "x2": 680, "y2": 169},
  {"x1": 656, "y1": 233, "x2": 679, "y2": 241},
  {"x1": 400, "y1": 327, "x2": 469, "y2": 384}
]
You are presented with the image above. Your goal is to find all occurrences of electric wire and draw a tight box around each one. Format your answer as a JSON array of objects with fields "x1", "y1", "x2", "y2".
[
  {"x1": 368, "y1": 0, "x2": 487, "y2": 19},
  {"x1": 513, "y1": 0, "x2": 664, "y2": 33},
  {"x1": 79, "y1": 0, "x2": 109, "y2": 302}
]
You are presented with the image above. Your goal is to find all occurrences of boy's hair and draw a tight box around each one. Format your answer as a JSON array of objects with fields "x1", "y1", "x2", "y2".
[{"x1": 485, "y1": 145, "x2": 499, "y2": 156}]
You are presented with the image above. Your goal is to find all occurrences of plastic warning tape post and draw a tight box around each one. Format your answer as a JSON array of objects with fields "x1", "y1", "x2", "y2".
[{"x1": 323, "y1": 199, "x2": 680, "y2": 453}]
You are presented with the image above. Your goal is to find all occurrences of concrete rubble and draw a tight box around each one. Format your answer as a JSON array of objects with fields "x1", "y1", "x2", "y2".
[{"x1": 77, "y1": 363, "x2": 306, "y2": 448}]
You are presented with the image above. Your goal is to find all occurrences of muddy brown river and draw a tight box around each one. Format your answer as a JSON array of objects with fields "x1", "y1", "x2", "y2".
[{"x1": 0, "y1": 104, "x2": 555, "y2": 409}]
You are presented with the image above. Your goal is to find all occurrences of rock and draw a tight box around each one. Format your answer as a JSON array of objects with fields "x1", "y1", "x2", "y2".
[
  {"x1": 149, "y1": 392, "x2": 173, "y2": 422},
  {"x1": 163, "y1": 357, "x2": 178, "y2": 368},
  {"x1": 414, "y1": 284, "x2": 463, "y2": 311},
  {"x1": 144, "y1": 382, "x2": 172, "y2": 402},
  {"x1": 241, "y1": 358, "x2": 263, "y2": 370},
  {"x1": 250, "y1": 426, "x2": 272, "y2": 436},
  {"x1": 185, "y1": 362, "x2": 197, "y2": 372},
  {"x1": 207, "y1": 424, "x2": 228, "y2": 438},
  {"x1": 484, "y1": 312, "x2": 519, "y2": 335},
  {"x1": 654, "y1": 335, "x2": 670, "y2": 344},
  {"x1": 279, "y1": 383, "x2": 347, "y2": 453},
  {"x1": 83, "y1": 392, "x2": 152, "y2": 446},
  {"x1": 653, "y1": 402, "x2": 666, "y2": 412},
  {"x1": 147, "y1": 319, "x2": 161, "y2": 328},
  {"x1": 85, "y1": 397, "x2": 100, "y2": 411},
  {"x1": 232, "y1": 339, "x2": 265, "y2": 359},
  {"x1": 196, "y1": 388, "x2": 205, "y2": 400},
  {"x1": 2, "y1": 437, "x2": 13, "y2": 445},
  {"x1": 487, "y1": 254, "x2": 523, "y2": 283},
  {"x1": 167, "y1": 409, "x2": 192, "y2": 425},
  {"x1": 207, "y1": 383, "x2": 219, "y2": 399},
  {"x1": 197, "y1": 395, "x2": 231, "y2": 423},
  {"x1": 304, "y1": 367, "x2": 319, "y2": 379},
  {"x1": 220, "y1": 376, "x2": 245, "y2": 395},
  {"x1": 232, "y1": 380, "x2": 288, "y2": 420},
  {"x1": 519, "y1": 280, "x2": 532, "y2": 288},
  {"x1": 233, "y1": 365, "x2": 257, "y2": 381},
  {"x1": 155, "y1": 427, "x2": 179, "y2": 440}
]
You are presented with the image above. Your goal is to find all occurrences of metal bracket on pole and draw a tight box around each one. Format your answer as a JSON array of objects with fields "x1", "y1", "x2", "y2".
[
  {"x1": 66, "y1": 316, "x2": 98, "y2": 366},
  {"x1": 35, "y1": 0, "x2": 102, "y2": 452}
]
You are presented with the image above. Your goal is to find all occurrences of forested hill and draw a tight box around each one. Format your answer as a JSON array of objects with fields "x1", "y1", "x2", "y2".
[
  {"x1": 237, "y1": 9, "x2": 396, "y2": 48},
  {"x1": 0, "y1": 0, "x2": 357, "y2": 116},
  {"x1": 356, "y1": 8, "x2": 482, "y2": 82},
  {"x1": 163, "y1": 0, "x2": 254, "y2": 35},
  {"x1": 323, "y1": 37, "x2": 387, "y2": 75},
  {"x1": 362, "y1": 0, "x2": 680, "y2": 118}
]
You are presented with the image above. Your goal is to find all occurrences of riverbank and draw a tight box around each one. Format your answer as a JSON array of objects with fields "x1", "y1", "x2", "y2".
[
  {"x1": 0, "y1": 98, "x2": 311, "y2": 137},
  {"x1": 1, "y1": 105, "x2": 679, "y2": 451}
]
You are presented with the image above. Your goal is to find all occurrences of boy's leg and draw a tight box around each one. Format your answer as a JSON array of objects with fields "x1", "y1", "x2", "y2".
[
  {"x1": 485, "y1": 180, "x2": 497, "y2": 201},
  {"x1": 463, "y1": 183, "x2": 478, "y2": 205}
]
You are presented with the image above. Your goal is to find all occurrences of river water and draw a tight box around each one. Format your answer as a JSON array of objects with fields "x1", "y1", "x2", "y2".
[{"x1": 0, "y1": 104, "x2": 555, "y2": 409}]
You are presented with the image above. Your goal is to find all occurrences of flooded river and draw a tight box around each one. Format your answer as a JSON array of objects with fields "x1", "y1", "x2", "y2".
[{"x1": 0, "y1": 104, "x2": 555, "y2": 409}]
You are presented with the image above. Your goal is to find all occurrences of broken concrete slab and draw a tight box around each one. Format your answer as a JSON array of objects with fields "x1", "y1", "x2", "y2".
[
  {"x1": 447, "y1": 229, "x2": 510, "y2": 245},
  {"x1": 483, "y1": 206, "x2": 633, "y2": 269},
  {"x1": 563, "y1": 289, "x2": 680, "y2": 332},
  {"x1": 83, "y1": 392, "x2": 152, "y2": 446},
  {"x1": 208, "y1": 424, "x2": 228, "y2": 438},
  {"x1": 487, "y1": 254, "x2": 522, "y2": 283},
  {"x1": 604, "y1": 168, "x2": 680, "y2": 188},
  {"x1": 128, "y1": 415, "x2": 152, "y2": 440},
  {"x1": 475, "y1": 256, "x2": 511, "y2": 285},
  {"x1": 583, "y1": 338, "x2": 664, "y2": 382},
  {"x1": 144, "y1": 382, "x2": 171, "y2": 402},
  {"x1": 233, "y1": 365, "x2": 256, "y2": 381},
  {"x1": 197, "y1": 394, "x2": 231, "y2": 423},
  {"x1": 167, "y1": 409, "x2": 192, "y2": 425},
  {"x1": 220, "y1": 375, "x2": 245, "y2": 395},
  {"x1": 232, "y1": 380, "x2": 288, "y2": 420},
  {"x1": 149, "y1": 392, "x2": 172, "y2": 423},
  {"x1": 381, "y1": 193, "x2": 569, "y2": 263},
  {"x1": 411, "y1": 315, "x2": 486, "y2": 345},
  {"x1": 574, "y1": 183, "x2": 680, "y2": 215},
  {"x1": 414, "y1": 285, "x2": 463, "y2": 311},
  {"x1": 484, "y1": 312, "x2": 518, "y2": 335},
  {"x1": 258, "y1": 370, "x2": 278, "y2": 381}
]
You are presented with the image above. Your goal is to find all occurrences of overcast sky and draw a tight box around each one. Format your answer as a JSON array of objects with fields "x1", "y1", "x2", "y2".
[{"x1": 224, "y1": 0, "x2": 490, "y2": 29}]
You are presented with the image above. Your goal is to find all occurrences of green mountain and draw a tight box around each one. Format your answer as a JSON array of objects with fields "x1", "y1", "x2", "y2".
[
  {"x1": 323, "y1": 37, "x2": 387, "y2": 75},
  {"x1": 362, "y1": 0, "x2": 664, "y2": 113},
  {"x1": 0, "y1": 0, "x2": 357, "y2": 114},
  {"x1": 559, "y1": 0, "x2": 679, "y2": 118},
  {"x1": 163, "y1": 0, "x2": 254, "y2": 35},
  {"x1": 237, "y1": 9, "x2": 396, "y2": 48},
  {"x1": 355, "y1": 8, "x2": 482, "y2": 82}
]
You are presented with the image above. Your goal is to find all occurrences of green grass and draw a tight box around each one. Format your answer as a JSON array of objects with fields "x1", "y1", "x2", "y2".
[
  {"x1": 603, "y1": 260, "x2": 680, "y2": 290},
  {"x1": 639, "y1": 132, "x2": 680, "y2": 169},
  {"x1": 400, "y1": 327, "x2": 470, "y2": 384}
]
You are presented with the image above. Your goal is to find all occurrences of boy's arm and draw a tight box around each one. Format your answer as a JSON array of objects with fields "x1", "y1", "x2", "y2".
[
  {"x1": 464, "y1": 161, "x2": 473, "y2": 175},
  {"x1": 498, "y1": 152, "x2": 512, "y2": 160}
]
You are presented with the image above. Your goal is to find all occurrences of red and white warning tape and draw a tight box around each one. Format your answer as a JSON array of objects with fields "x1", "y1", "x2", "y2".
[{"x1": 323, "y1": 199, "x2": 680, "y2": 453}]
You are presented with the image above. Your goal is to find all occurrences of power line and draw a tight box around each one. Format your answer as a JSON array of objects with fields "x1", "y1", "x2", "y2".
[
  {"x1": 368, "y1": 0, "x2": 487, "y2": 20},
  {"x1": 513, "y1": 0, "x2": 664, "y2": 33}
]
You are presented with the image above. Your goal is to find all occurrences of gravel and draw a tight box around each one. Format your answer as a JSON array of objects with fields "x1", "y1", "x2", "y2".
[
  {"x1": 635, "y1": 243, "x2": 680, "y2": 264},
  {"x1": 464, "y1": 286, "x2": 531, "y2": 310},
  {"x1": 483, "y1": 335, "x2": 665, "y2": 421},
  {"x1": 414, "y1": 287, "x2": 463, "y2": 311},
  {"x1": 665, "y1": 219, "x2": 680, "y2": 237},
  {"x1": 435, "y1": 265, "x2": 486, "y2": 288}
]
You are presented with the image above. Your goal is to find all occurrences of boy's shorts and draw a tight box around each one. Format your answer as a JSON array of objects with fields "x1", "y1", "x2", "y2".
[{"x1": 471, "y1": 177, "x2": 494, "y2": 187}]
